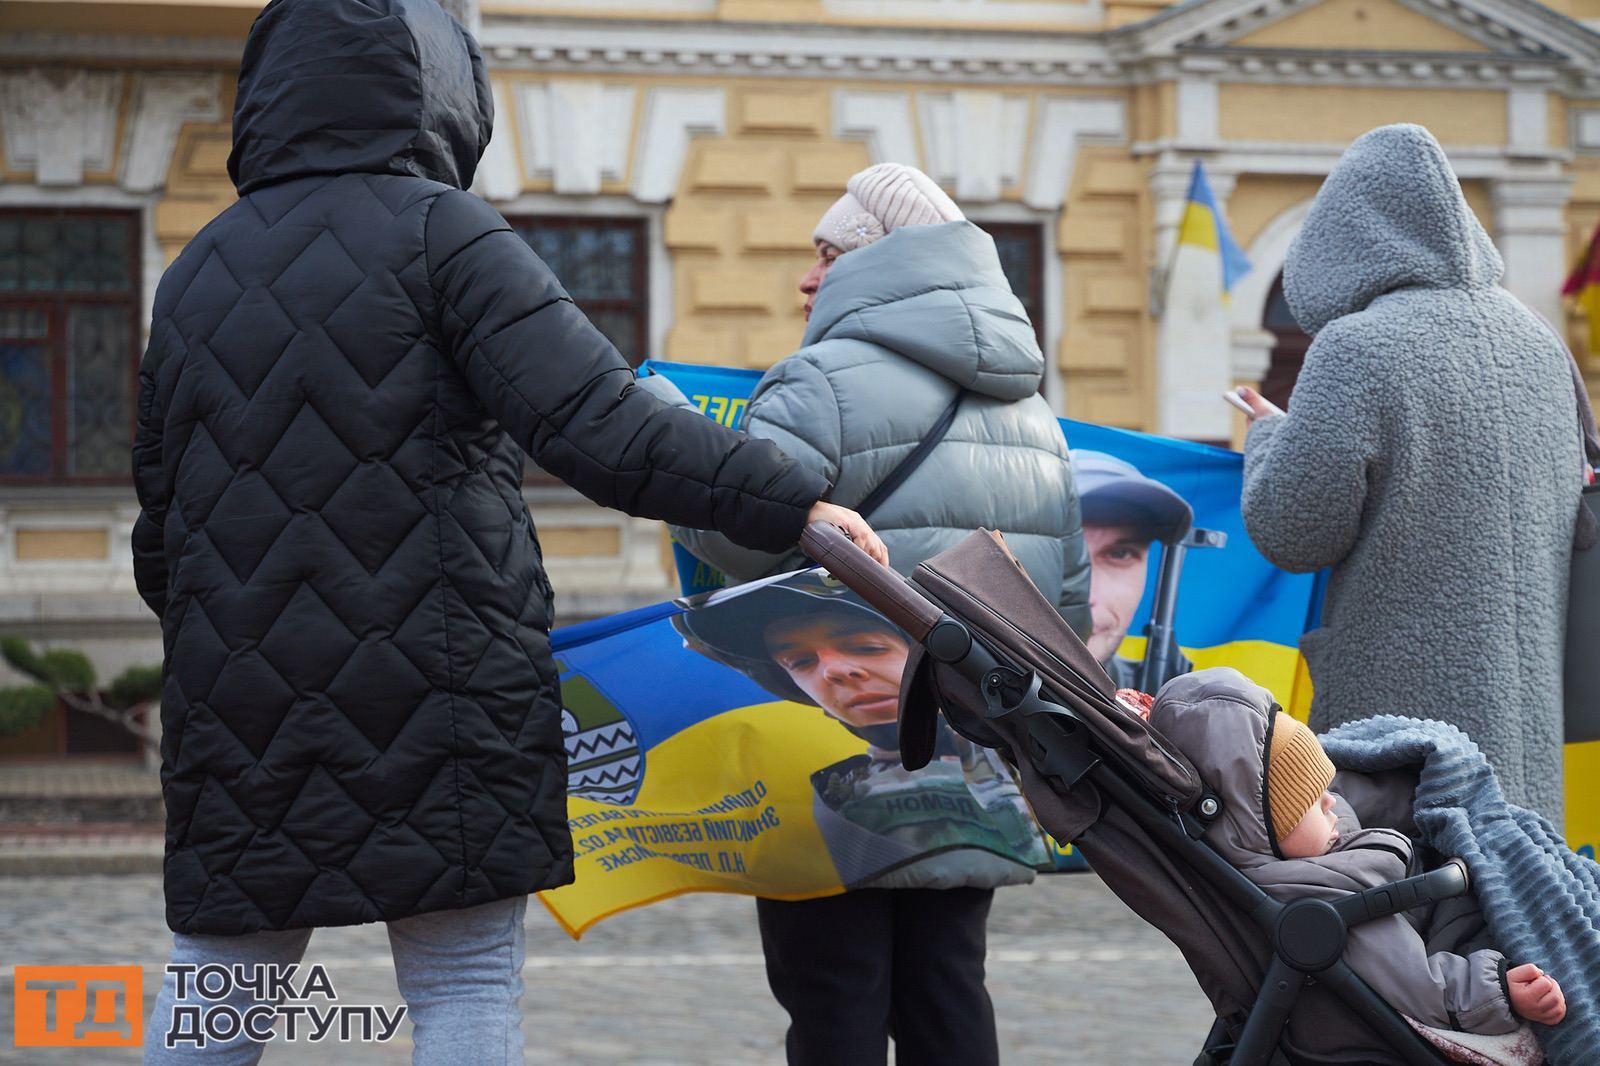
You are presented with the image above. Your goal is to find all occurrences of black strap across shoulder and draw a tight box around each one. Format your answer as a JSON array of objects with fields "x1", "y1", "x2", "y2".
[{"x1": 855, "y1": 389, "x2": 966, "y2": 520}]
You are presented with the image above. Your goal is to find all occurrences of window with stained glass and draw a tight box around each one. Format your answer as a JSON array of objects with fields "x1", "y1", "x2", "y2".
[
  {"x1": 508, "y1": 216, "x2": 649, "y2": 367},
  {"x1": 0, "y1": 211, "x2": 139, "y2": 482}
]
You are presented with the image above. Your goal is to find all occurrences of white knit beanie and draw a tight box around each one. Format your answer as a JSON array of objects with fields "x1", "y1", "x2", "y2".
[{"x1": 812, "y1": 163, "x2": 964, "y2": 253}]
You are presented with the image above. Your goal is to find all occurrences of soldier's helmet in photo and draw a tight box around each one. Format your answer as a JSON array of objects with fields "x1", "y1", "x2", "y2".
[
  {"x1": 1069, "y1": 449, "x2": 1195, "y2": 545},
  {"x1": 671, "y1": 570, "x2": 904, "y2": 708}
]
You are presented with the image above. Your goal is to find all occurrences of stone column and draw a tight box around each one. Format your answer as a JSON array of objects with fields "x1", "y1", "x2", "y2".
[{"x1": 1493, "y1": 174, "x2": 1572, "y2": 331}]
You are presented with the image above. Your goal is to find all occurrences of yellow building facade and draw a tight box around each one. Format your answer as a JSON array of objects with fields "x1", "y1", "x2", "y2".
[{"x1": 3, "y1": 0, "x2": 1600, "y2": 676}]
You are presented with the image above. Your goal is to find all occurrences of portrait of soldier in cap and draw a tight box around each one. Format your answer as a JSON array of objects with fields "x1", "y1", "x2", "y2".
[
  {"x1": 1069, "y1": 450, "x2": 1196, "y2": 690},
  {"x1": 672, "y1": 574, "x2": 1050, "y2": 880}
]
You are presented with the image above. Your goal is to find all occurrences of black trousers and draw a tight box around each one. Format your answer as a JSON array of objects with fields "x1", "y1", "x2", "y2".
[{"x1": 755, "y1": 887, "x2": 1000, "y2": 1066}]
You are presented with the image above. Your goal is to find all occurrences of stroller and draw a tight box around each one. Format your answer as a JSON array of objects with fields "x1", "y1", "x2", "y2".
[{"x1": 801, "y1": 522, "x2": 1473, "y2": 1066}]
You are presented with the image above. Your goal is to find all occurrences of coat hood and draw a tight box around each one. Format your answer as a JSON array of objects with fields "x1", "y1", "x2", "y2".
[
  {"x1": 1283, "y1": 124, "x2": 1504, "y2": 336},
  {"x1": 1148, "y1": 668, "x2": 1410, "y2": 893},
  {"x1": 228, "y1": 0, "x2": 493, "y2": 194},
  {"x1": 802, "y1": 222, "x2": 1045, "y2": 401}
]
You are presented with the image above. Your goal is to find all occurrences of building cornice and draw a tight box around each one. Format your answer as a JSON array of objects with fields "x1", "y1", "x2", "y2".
[
  {"x1": 1123, "y1": 47, "x2": 1588, "y2": 96},
  {"x1": 1109, "y1": 0, "x2": 1599, "y2": 64},
  {"x1": 477, "y1": 17, "x2": 1123, "y2": 86},
  {"x1": 0, "y1": 32, "x2": 243, "y2": 64}
]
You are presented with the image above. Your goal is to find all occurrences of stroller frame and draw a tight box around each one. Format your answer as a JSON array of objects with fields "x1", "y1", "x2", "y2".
[{"x1": 801, "y1": 523, "x2": 1464, "y2": 1066}]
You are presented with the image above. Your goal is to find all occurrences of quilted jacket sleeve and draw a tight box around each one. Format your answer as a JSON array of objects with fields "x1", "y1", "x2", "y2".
[
  {"x1": 1242, "y1": 319, "x2": 1384, "y2": 573},
  {"x1": 425, "y1": 190, "x2": 828, "y2": 552},
  {"x1": 658, "y1": 355, "x2": 844, "y2": 583},
  {"x1": 131, "y1": 323, "x2": 171, "y2": 620},
  {"x1": 1056, "y1": 477, "x2": 1093, "y2": 640}
]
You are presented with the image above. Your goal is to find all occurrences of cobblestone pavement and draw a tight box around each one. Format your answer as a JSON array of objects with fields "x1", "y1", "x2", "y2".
[{"x1": 0, "y1": 874, "x2": 1213, "y2": 1064}]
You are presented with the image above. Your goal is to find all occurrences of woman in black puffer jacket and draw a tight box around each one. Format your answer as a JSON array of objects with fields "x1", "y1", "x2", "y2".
[{"x1": 132, "y1": 0, "x2": 880, "y2": 1059}]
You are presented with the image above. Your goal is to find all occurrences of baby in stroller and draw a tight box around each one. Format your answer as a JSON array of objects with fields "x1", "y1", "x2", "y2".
[{"x1": 1148, "y1": 671, "x2": 1566, "y2": 1039}]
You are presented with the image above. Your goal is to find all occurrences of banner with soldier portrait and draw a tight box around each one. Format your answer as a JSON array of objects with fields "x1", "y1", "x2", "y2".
[
  {"x1": 540, "y1": 569, "x2": 1054, "y2": 936},
  {"x1": 537, "y1": 361, "x2": 1600, "y2": 935}
]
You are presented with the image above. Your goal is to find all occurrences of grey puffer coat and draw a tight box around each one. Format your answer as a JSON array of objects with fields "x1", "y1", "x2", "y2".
[
  {"x1": 1242, "y1": 124, "x2": 1580, "y2": 826},
  {"x1": 658, "y1": 221, "x2": 1091, "y2": 636},
  {"x1": 649, "y1": 220, "x2": 1090, "y2": 891},
  {"x1": 1151, "y1": 669, "x2": 1518, "y2": 1035}
]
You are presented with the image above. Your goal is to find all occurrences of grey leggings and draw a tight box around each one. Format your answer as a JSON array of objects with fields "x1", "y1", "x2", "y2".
[{"x1": 144, "y1": 895, "x2": 527, "y2": 1065}]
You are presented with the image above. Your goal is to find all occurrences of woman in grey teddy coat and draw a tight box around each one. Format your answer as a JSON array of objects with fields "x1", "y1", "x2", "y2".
[{"x1": 1241, "y1": 123, "x2": 1581, "y2": 826}]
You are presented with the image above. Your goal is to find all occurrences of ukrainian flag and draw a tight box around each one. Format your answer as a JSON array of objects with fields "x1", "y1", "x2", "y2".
[
  {"x1": 1156, "y1": 160, "x2": 1252, "y2": 436},
  {"x1": 1175, "y1": 159, "x2": 1252, "y2": 301}
]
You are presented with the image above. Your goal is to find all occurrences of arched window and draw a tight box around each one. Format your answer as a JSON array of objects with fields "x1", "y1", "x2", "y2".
[{"x1": 1258, "y1": 272, "x2": 1311, "y2": 411}]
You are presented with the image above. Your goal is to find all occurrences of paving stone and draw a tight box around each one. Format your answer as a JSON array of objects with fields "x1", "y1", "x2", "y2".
[{"x1": 0, "y1": 873, "x2": 1214, "y2": 1064}]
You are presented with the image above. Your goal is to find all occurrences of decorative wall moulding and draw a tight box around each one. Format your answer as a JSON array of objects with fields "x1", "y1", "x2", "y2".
[
  {"x1": 917, "y1": 92, "x2": 1031, "y2": 203},
  {"x1": 120, "y1": 73, "x2": 222, "y2": 193},
  {"x1": 473, "y1": 82, "x2": 523, "y2": 202},
  {"x1": 833, "y1": 90, "x2": 920, "y2": 167},
  {"x1": 631, "y1": 87, "x2": 726, "y2": 204},
  {"x1": 517, "y1": 81, "x2": 637, "y2": 195},
  {"x1": 1024, "y1": 97, "x2": 1127, "y2": 211},
  {"x1": 0, "y1": 69, "x2": 120, "y2": 186}
]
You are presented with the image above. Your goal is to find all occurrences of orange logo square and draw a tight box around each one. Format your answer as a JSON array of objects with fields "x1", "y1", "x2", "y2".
[{"x1": 13, "y1": 966, "x2": 143, "y2": 1048}]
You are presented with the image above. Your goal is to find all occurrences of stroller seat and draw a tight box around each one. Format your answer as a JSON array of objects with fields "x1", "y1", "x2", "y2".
[{"x1": 801, "y1": 522, "x2": 1482, "y2": 1066}]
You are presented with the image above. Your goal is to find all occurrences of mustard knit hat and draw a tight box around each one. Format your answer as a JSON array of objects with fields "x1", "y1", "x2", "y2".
[{"x1": 1265, "y1": 712, "x2": 1335, "y2": 844}]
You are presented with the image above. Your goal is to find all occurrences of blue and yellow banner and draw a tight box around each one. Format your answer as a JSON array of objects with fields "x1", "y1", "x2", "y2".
[
  {"x1": 538, "y1": 361, "x2": 1598, "y2": 934},
  {"x1": 542, "y1": 568, "x2": 1055, "y2": 935}
]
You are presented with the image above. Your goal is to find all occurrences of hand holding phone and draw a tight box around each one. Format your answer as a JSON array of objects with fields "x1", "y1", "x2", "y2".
[
  {"x1": 1222, "y1": 386, "x2": 1284, "y2": 422},
  {"x1": 1221, "y1": 389, "x2": 1255, "y2": 417}
]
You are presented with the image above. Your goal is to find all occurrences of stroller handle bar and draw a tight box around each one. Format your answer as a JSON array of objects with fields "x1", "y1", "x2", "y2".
[
  {"x1": 801, "y1": 521, "x2": 943, "y2": 641},
  {"x1": 1333, "y1": 857, "x2": 1470, "y2": 928}
]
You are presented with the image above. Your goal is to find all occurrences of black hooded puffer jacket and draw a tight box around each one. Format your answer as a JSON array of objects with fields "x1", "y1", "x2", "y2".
[{"x1": 132, "y1": 0, "x2": 826, "y2": 935}]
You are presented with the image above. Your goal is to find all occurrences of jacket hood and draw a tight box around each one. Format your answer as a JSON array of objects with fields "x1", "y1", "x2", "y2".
[
  {"x1": 1149, "y1": 668, "x2": 1410, "y2": 893},
  {"x1": 228, "y1": 0, "x2": 493, "y2": 194},
  {"x1": 1148, "y1": 668, "x2": 1280, "y2": 864},
  {"x1": 803, "y1": 222, "x2": 1045, "y2": 401},
  {"x1": 1283, "y1": 124, "x2": 1504, "y2": 336}
]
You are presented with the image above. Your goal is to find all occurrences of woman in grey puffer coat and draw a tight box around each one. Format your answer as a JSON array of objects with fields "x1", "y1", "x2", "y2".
[
  {"x1": 647, "y1": 163, "x2": 1090, "y2": 1066},
  {"x1": 1239, "y1": 124, "x2": 1580, "y2": 827}
]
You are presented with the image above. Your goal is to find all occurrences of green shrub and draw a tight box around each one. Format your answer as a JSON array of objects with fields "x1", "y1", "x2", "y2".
[
  {"x1": 1, "y1": 638, "x2": 97, "y2": 691},
  {"x1": 0, "y1": 685, "x2": 55, "y2": 737},
  {"x1": 108, "y1": 664, "x2": 163, "y2": 709}
]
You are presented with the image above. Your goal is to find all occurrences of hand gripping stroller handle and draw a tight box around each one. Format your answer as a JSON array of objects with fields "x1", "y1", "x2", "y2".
[
  {"x1": 800, "y1": 521, "x2": 943, "y2": 641},
  {"x1": 1332, "y1": 858, "x2": 1470, "y2": 928}
]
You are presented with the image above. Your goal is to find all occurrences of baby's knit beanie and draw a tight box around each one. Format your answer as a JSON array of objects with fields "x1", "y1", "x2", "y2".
[
  {"x1": 1264, "y1": 712, "x2": 1335, "y2": 843},
  {"x1": 811, "y1": 163, "x2": 963, "y2": 253}
]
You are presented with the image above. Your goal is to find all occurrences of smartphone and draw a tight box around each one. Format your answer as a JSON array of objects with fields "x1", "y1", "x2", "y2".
[{"x1": 1221, "y1": 389, "x2": 1255, "y2": 417}]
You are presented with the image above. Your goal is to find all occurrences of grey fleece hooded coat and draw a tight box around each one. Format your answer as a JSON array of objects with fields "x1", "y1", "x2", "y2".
[
  {"x1": 650, "y1": 220, "x2": 1092, "y2": 638},
  {"x1": 1242, "y1": 124, "x2": 1580, "y2": 825},
  {"x1": 1151, "y1": 668, "x2": 1518, "y2": 1035}
]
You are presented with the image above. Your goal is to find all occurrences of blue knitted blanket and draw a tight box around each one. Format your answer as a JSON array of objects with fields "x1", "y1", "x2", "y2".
[{"x1": 1320, "y1": 716, "x2": 1599, "y2": 1066}]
